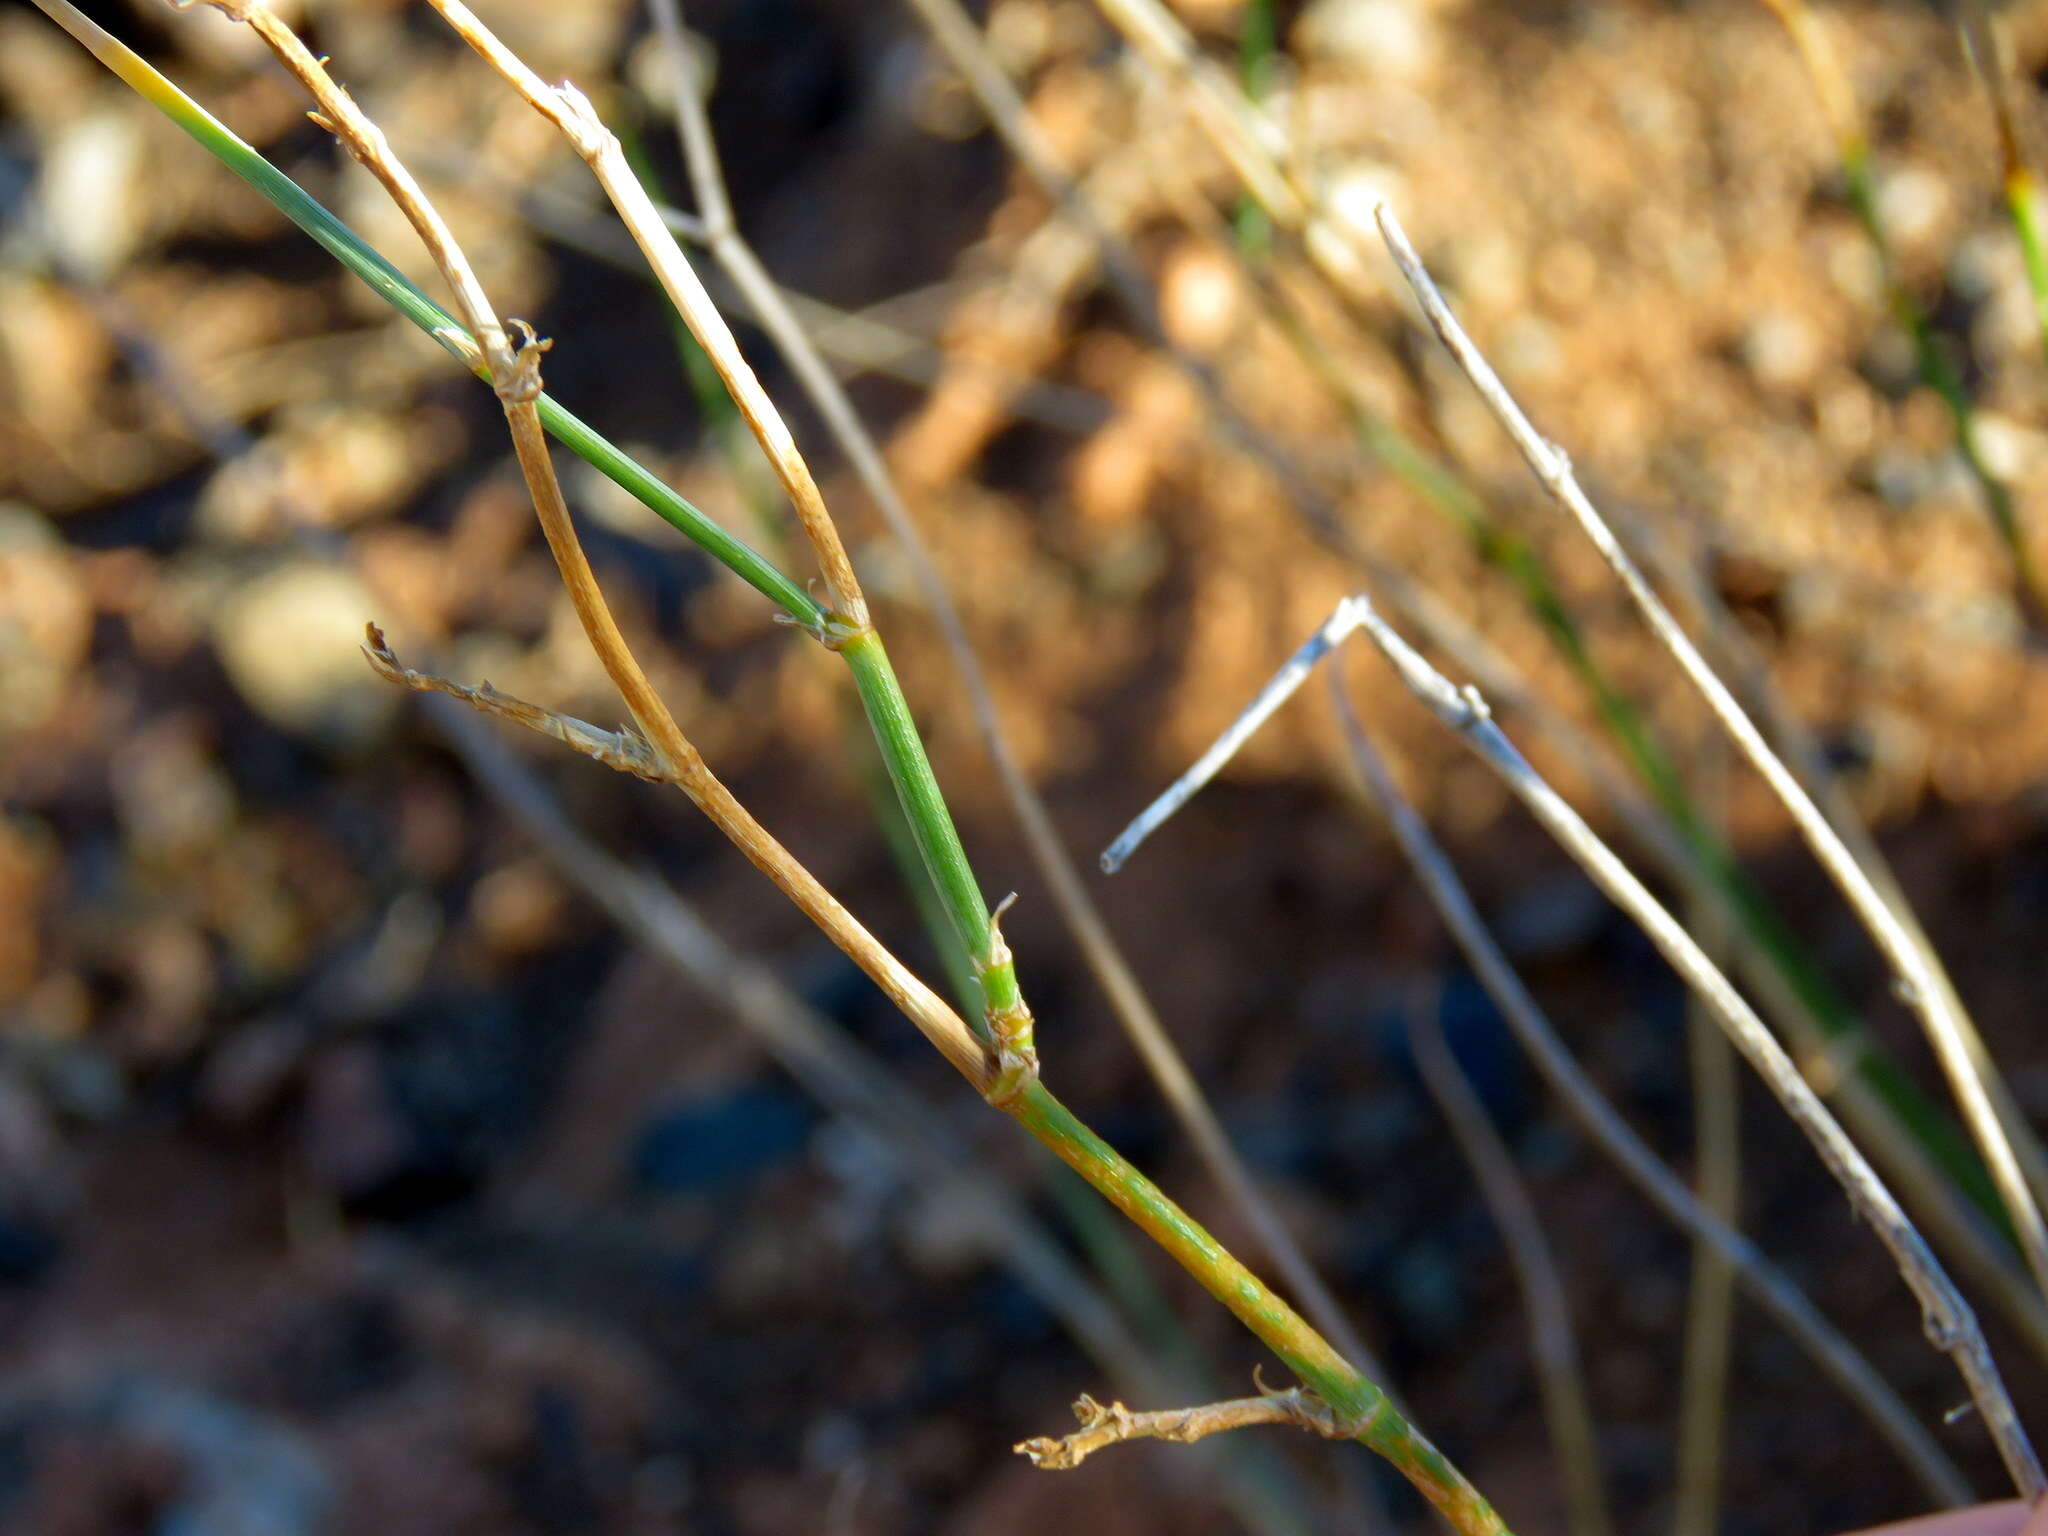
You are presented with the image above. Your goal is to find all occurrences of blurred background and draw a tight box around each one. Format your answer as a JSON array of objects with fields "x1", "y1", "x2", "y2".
[{"x1": 4, "y1": 0, "x2": 2048, "y2": 1530}]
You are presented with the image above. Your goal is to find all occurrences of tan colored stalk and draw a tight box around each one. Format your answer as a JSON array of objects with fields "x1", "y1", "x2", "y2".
[
  {"x1": 150, "y1": 8, "x2": 1504, "y2": 1523},
  {"x1": 650, "y1": 0, "x2": 1381, "y2": 1381},
  {"x1": 1371, "y1": 200, "x2": 2048, "y2": 1325},
  {"x1": 1339, "y1": 592, "x2": 2042, "y2": 1498},
  {"x1": 429, "y1": 697, "x2": 1142, "y2": 1380},
  {"x1": 423, "y1": 0, "x2": 867, "y2": 630},
  {"x1": 171, "y1": 0, "x2": 985, "y2": 1093},
  {"x1": 1407, "y1": 1004, "x2": 1617, "y2": 1536}
]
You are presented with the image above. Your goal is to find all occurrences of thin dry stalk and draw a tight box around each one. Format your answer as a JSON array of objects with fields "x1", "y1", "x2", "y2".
[
  {"x1": 1372, "y1": 200, "x2": 2048, "y2": 1333},
  {"x1": 649, "y1": 0, "x2": 1382, "y2": 1380},
  {"x1": 1407, "y1": 1005, "x2": 1616, "y2": 1536},
  {"x1": 1635, "y1": 519, "x2": 2048, "y2": 1219},
  {"x1": 176, "y1": 0, "x2": 991, "y2": 1094},
  {"x1": 423, "y1": 0, "x2": 867, "y2": 630},
  {"x1": 1016, "y1": 1380, "x2": 1358, "y2": 1471},
  {"x1": 1324, "y1": 671, "x2": 1968, "y2": 1502},
  {"x1": 1342, "y1": 593, "x2": 2042, "y2": 1497}
]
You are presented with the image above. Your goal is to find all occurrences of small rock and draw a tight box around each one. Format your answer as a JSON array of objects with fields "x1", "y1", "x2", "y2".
[
  {"x1": 1295, "y1": 0, "x2": 1437, "y2": 80},
  {"x1": 210, "y1": 561, "x2": 394, "y2": 745},
  {"x1": 1741, "y1": 310, "x2": 1822, "y2": 393}
]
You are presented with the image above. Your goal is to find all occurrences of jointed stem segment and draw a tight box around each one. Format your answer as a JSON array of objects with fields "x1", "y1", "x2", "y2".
[{"x1": 978, "y1": 895, "x2": 1039, "y2": 1106}]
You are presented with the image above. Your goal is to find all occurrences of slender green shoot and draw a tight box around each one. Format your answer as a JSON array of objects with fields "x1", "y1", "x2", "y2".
[
  {"x1": 1234, "y1": 0, "x2": 1278, "y2": 257},
  {"x1": 1758, "y1": 0, "x2": 2040, "y2": 607},
  {"x1": 1958, "y1": 3, "x2": 2048, "y2": 370}
]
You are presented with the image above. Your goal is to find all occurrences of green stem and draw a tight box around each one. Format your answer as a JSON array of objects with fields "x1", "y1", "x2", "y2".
[
  {"x1": 1013, "y1": 1079, "x2": 1509, "y2": 1534},
  {"x1": 2006, "y1": 165, "x2": 2048, "y2": 369},
  {"x1": 839, "y1": 630, "x2": 1027, "y2": 1019},
  {"x1": 1233, "y1": 0, "x2": 1278, "y2": 257},
  {"x1": 1839, "y1": 145, "x2": 2041, "y2": 602}
]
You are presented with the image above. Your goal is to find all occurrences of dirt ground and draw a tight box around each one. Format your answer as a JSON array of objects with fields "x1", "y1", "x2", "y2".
[{"x1": 3, "y1": 0, "x2": 2048, "y2": 1531}]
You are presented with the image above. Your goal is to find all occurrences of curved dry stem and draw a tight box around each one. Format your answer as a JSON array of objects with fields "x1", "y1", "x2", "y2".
[
  {"x1": 178, "y1": 0, "x2": 990, "y2": 1095},
  {"x1": 433, "y1": 702, "x2": 1149, "y2": 1388},
  {"x1": 1372, "y1": 201, "x2": 2048, "y2": 1342},
  {"x1": 424, "y1": 0, "x2": 868, "y2": 629}
]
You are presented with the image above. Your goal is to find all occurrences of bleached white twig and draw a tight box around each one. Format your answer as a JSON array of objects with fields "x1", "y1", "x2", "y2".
[
  {"x1": 1329, "y1": 673, "x2": 1968, "y2": 1503},
  {"x1": 1343, "y1": 593, "x2": 2041, "y2": 1497},
  {"x1": 1103, "y1": 597, "x2": 1370, "y2": 871},
  {"x1": 1371, "y1": 201, "x2": 2048, "y2": 1347},
  {"x1": 1107, "y1": 588, "x2": 2024, "y2": 1489}
]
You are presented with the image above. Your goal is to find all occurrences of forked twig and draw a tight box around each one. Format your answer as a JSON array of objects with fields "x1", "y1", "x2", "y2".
[
  {"x1": 1346, "y1": 595, "x2": 2042, "y2": 1497},
  {"x1": 1117, "y1": 603, "x2": 1971, "y2": 1498},
  {"x1": 1017, "y1": 1378, "x2": 1361, "y2": 1471},
  {"x1": 1372, "y1": 200, "x2": 2048, "y2": 1339},
  {"x1": 1407, "y1": 1004, "x2": 1616, "y2": 1536},
  {"x1": 1325, "y1": 673, "x2": 1968, "y2": 1502},
  {"x1": 424, "y1": 0, "x2": 867, "y2": 630}
]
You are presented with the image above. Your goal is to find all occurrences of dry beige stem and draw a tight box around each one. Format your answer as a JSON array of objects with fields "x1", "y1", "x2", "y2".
[
  {"x1": 179, "y1": 0, "x2": 993, "y2": 1096},
  {"x1": 1371, "y1": 199, "x2": 2048, "y2": 1347},
  {"x1": 1016, "y1": 1382, "x2": 1362, "y2": 1471},
  {"x1": 422, "y1": 0, "x2": 869, "y2": 632}
]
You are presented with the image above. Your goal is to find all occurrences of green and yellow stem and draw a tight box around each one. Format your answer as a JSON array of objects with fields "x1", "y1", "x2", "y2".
[
  {"x1": 1758, "y1": 0, "x2": 2041, "y2": 606},
  {"x1": 1014, "y1": 1080, "x2": 1507, "y2": 1533},
  {"x1": 37, "y1": 8, "x2": 1519, "y2": 1524}
]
